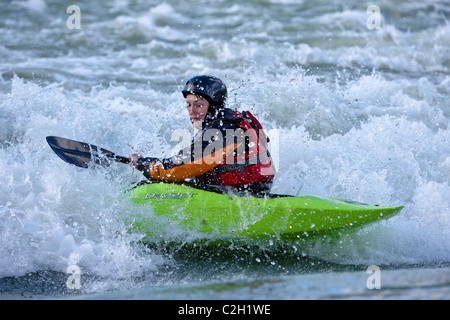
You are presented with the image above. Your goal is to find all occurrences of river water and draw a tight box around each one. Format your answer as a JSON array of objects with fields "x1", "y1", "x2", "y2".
[{"x1": 0, "y1": 0, "x2": 449, "y2": 300}]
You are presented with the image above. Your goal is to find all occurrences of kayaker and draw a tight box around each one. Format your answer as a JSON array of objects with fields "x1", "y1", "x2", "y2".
[{"x1": 129, "y1": 75, "x2": 276, "y2": 195}]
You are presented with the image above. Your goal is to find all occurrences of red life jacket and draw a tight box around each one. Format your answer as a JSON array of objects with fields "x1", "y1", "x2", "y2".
[{"x1": 198, "y1": 111, "x2": 276, "y2": 188}]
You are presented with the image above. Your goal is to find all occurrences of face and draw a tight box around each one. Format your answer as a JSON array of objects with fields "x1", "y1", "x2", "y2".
[{"x1": 186, "y1": 94, "x2": 210, "y2": 129}]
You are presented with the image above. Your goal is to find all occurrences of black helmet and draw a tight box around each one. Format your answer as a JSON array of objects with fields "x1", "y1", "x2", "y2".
[{"x1": 182, "y1": 75, "x2": 227, "y2": 108}]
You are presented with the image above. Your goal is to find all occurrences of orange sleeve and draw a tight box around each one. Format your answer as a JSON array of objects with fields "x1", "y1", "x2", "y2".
[{"x1": 145, "y1": 143, "x2": 240, "y2": 181}]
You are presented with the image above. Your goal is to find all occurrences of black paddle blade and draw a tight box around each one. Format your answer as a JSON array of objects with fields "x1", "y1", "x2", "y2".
[{"x1": 46, "y1": 136, "x2": 130, "y2": 168}]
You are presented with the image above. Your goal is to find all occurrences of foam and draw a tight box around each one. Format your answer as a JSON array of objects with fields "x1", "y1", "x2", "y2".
[{"x1": 1, "y1": 1, "x2": 449, "y2": 285}]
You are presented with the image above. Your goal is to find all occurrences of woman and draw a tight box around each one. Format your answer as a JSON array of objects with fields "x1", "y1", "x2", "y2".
[{"x1": 129, "y1": 75, "x2": 276, "y2": 194}]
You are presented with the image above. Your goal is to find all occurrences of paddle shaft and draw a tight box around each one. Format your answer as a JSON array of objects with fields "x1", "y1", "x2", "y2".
[{"x1": 110, "y1": 154, "x2": 131, "y2": 164}]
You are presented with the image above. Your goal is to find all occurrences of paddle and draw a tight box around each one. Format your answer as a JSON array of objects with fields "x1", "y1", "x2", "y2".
[
  {"x1": 46, "y1": 136, "x2": 131, "y2": 168},
  {"x1": 45, "y1": 136, "x2": 275, "y2": 196}
]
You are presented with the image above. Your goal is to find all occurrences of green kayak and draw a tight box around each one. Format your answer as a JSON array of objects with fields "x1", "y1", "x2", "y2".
[
  {"x1": 43, "y1": 137, "x2": 403, "y2": 242},
  {"x1": 126, "y1": 182, "x2": 403, "y2": 242}
]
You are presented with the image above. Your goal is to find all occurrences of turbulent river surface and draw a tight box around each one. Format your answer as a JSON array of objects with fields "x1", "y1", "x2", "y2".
[{"x1": 0, "y1": 0, "x2": 449, "y2": 299}]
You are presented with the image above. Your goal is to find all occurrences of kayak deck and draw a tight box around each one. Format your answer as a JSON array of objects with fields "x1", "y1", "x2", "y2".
[{"x1": 127, "y1": 182, "x2": 403, "y2": 241}]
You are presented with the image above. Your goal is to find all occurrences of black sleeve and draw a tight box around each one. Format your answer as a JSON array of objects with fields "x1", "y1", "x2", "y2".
[{"x1": 138, "y1": 121, "x2": 240, "y2": 171}]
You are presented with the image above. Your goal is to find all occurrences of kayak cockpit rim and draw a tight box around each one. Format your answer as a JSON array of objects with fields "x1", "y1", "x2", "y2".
[{"x1": 130, "y1": 179, "x2": 293, "y2": 199}]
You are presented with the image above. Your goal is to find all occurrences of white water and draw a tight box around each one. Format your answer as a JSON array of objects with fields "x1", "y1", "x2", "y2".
[{"x1": 1, "y1": 0, "x2": 449, "y2": 297}]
